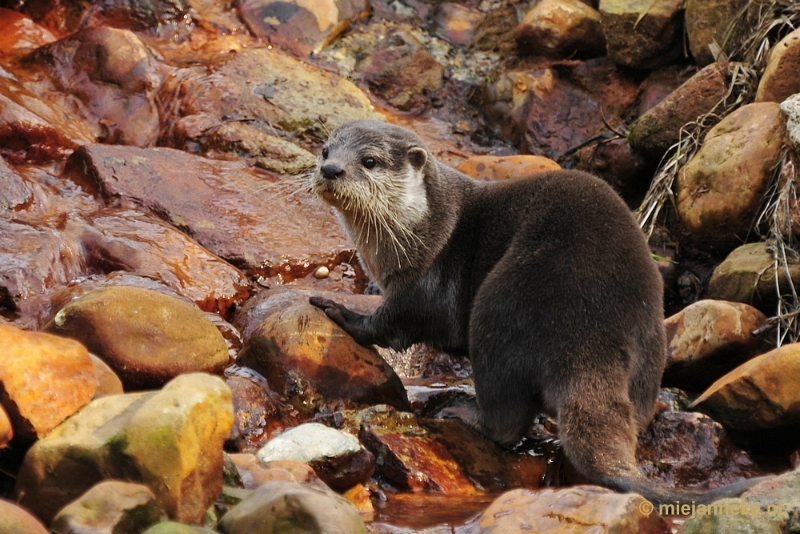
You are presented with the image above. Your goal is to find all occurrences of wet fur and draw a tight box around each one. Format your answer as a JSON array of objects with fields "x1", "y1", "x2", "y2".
[{"x1": 310, "y1": 120, "x2": 765, "y2": 505}]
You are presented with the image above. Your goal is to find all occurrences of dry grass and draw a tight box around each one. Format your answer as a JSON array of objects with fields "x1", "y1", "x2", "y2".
[{"x1": 635, "y1": 0, "x2": 800, "y2": 343}]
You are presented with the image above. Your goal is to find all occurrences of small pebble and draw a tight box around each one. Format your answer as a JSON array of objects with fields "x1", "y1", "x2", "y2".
[{"x1": 314, "y1": 266, "x2": 330, "y2": 279}]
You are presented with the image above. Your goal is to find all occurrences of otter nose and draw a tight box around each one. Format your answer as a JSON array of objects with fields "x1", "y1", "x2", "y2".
[{"x1": 320, "y1": 164, "x2": 344, "y2": 181}]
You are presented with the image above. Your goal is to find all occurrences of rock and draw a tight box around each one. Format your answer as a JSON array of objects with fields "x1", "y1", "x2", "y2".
[
  {"x1": 676, "y1": 102, "x2": 785, "y2": 250},
  {"x1": 15, "y1": 373, "x2": 234, "y2": 524},
  {"x1": 159, "y1": 48, "x2": 381, "y2": 165},
  {"x1": 459, "y1": 486, "x2": 671, "y2": 534},
  {"x1": 685, "y1": 0, "x2": 750, "y2": 66},
  {"x1": 238, "y1": 0, "x2": 369, "y2": 57},
  {"x1": 217, "y1": 481, "x2": 367, "y2": 534},
  {"x1": 26, "y1": 27, "x2": 167, "y2": 147},
  {"x1": 43, "y1": 286, "x2": 229, "y2": 390},
  {"x1": 89, "y1": 354, "x2": 125, "y2": 398},
  {"x1": 757, "y1": 28, "x2": 800, "y2": 103},
  {"x1": 782, "y1": 93, "x2": 800, "y2": 153},
  {"x1": 482, "y1": 59, "x2": 639, "y2": 160},
  {"x1": 434, "y1": 3, "x2": 484, "y2": 47},
  {"x1": 0, "y1": 156, "x2": 32, "y2": 210},
  {"x1": 707, "y1": 242, "x2": 800, "y2": 313},
  {"x1": 256, "y1": 423, "x2": 375, "y2": 492},
  {"x1": 0, "y1": 499, "x2": 49, "y2": 534},
  {"x1": 573, "y1": 137, "x2": 652, "y2": 200},
  {"x1": 636, "y1": 67, "x2": 688, "y2": 116},
  {"x1": 143, "y1": 522, "x2": 219, "y2": 534},
  {"x1": 0, "y1": 324, "x2": 96, "y2": 443},
  {"x1": 357, "y1": 407, "x2": 545, "y2": 494},
  {"x1": 0, "y1": 405, "x2": 12, "y2": 447},
  {"x1": 455, "y1": 154, "x2": 560, "y2": 182},
  {"x1": 598, "y1": 0, "x2": 684, "y2": 70},
  {"x1": 237, "y1": 290, "x2": 409, "y2": 416},
  {"x1": 514, "y1": 0, "x2": 605, "y2": 58},
  {"x1": 143, "y1": 522, "x2": 218, "y2": 534},
  {"x1": 50, "y1": 481, "x2": 167, "y2": 534},
  {"x1": 229, "y1": 454, "x2": 325, "y2": 489},
  {"x1": 0, "y1": 9, "x2": 56, "y2": 58},
  {"x1": 637, "y1": 411, "x2": 763, "y2": 488},
  {"x1": 355, "y1": 31, "x2": 445, "y2": 112},
  {"x1": 63, "y1": 144, "x2": 353, "y2": 281},
  {"x1": 629, "y1": 62, "x2": 732, "y2": 158},
  {"x1": 691, "y1": 343, "x2": 800, "y2": 430},
  {"x1": 662, "y1": 300, "x2": 769, "y2": 391},
  {"x1": 226, "y1": 370, "x2": 301, "y2": 453}
]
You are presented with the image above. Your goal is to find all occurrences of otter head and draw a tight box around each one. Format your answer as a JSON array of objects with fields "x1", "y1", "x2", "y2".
[{"x1": 311, "y1": 120, "x2": 433, "y2": 279}]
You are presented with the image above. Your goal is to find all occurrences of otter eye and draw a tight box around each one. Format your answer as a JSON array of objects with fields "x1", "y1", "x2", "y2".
[
  {"x1": 321, "y1": 147, "x2": 329, "y2": 159},
  {"x1": 362, "y1": 157, "x2": 376, "y2": 169}
]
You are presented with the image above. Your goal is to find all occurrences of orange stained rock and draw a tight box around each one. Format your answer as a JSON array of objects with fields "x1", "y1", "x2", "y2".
[{"x1": 457, "y1": 154, "x2": 561, "y2": 182}]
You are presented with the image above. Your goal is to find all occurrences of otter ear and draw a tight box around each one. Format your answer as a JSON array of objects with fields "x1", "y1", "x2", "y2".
[{"x1": 408, "y1": 147, "x2": 428, "y2": 170}]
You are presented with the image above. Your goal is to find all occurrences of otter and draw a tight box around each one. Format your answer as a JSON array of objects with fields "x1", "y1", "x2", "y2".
[{"x1": 309, "y1": 119, "x2": 762, "y2": 505}]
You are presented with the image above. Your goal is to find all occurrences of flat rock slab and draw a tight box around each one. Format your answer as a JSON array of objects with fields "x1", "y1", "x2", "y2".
[{"x1": 64, "y1": 143, "x2": 354, "y2": 280}]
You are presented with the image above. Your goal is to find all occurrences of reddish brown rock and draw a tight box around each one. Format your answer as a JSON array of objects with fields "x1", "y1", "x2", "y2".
[
  {"x1": 26, "y1": 27, "x2": 167, "y2": 147},
  {"x1": 676, "y1": 102, "x2": 785, "y2": 250},
  {"x1": 43, "y1": 286, "x2": 230, "y2": 390},
  {"x1": 637, "y1": 411, "x2": 763, "y2": 488},
  {"x1": 692, "y1": 343, "x2": 800, "y2": 430},
  {"x1": 756, "y1": 28, "x2": 800, "y2": 103},
  {"x1": 343, "y1": 484, "x2": 374, "y2": 515},
  {"x1": 0, "y1": 499, "x2": 49, "y2": 534},
  {"x1": 459, "y1": 486, "x2": 671, "y2": 533},
  {"x1": 686, "y1": 0, "x2": 750, "y2": 66},
  {"x1": 225, "y1": 370, "x2": 301, "y2": 453},
  {"x1": 629, "y1": 62, "x2": 733, "y2": 158},
  {"x1": 64, "y1": 143, "x2": 353, "y2": 281},
  {"x1": 0, "y1": 9, "x2": 56, "y2": 59},
  {"x1": 0, "y1": 324, "x2": 96, "y2": 443},
  {"x1": 599, "y1": 0, "x2": 684, "y2": 70},
  {"x1": 90, "y1": 354, "x2": 125, "y2": 398},
  {"x1": 435, "y1": 3, "x2": 484, "y2": 47},
  {"x1": 238, "y1": 0, "x2": 369, "y2": 57},
  {"x1": 514, "y1": 0, "x2": 605, "y2": 58},
  {"x1": 0, "y1": 405, "x2": 12, "y2": 448},
  {"x1": 356, "y1": 31, "x2": 445, "y2": 112},
  {"x1": 0, "y1": 157, "x2": 32, "y2": 210},
  {"x1": 237, "y1": 290, "x2": 409, "y2": 416},
  {"x1": 662, "y1": 300, "x2": 770, "y2": 391},
  {"x1": 456, "y1": 154, "x2": 560, "y2": 181}
]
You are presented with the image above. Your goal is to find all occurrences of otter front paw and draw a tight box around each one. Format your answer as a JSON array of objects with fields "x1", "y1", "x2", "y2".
[{"x1": 309, "y1": 296, "x2": 350, "y2": 328}]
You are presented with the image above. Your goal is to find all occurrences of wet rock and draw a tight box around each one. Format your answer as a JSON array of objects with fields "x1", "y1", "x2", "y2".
[
  {"x1": 691, "y1": 343, "x2": 800, "y2": 430},
  {"x1": 355, "y1": 31, "x2": 445, "y2": 112},
  {"x1": 237, "y1": 290, "x2": 409, "y2": 416},
  {"x1": 598, "y1": 0, "x2": 684, "y2": 70},
  {"x1": 676, "y1": 102, "x2": 785, "y2": 250},
  {"x1": 0, "y1": 405, "x2": 11, "y2": 447},
  {"x1": 143, "y1": 522, "x2": 219, "y2": 534},
  {"x1": 455, "y1": 154, "x2": 560, "y2": 181},
  {"x1": 662, "y1": 300, "x2": 770, "y2": 391},
  {"x1": 43, "y1": 286, "x2": 229, "y2": 390},
  {"x1": 64, "y1": 143, "x2": 352, "y2": 280},
  {"x1": 707, "y1": 242, "x2": 800, "y2": 313},
  {"x1": 629, "y1": 62, "x2": 732, "y2": 158},
  {"x1": 514, "y1": 0, "x2": 605, "y2": 58},
  {"x1": 15, "y1": 373, "x2": 234, "y2": 523},
  {"x1": 685, "y1": 0, "x2": 750, "y2": 66},
  {"x1": 238, "y1": 0, "x2": 369, "y2": 57},
  {"x1": 0, "y1": 499, "x2": 49, "y2": 534},
  {"x1": 459, "y1": 486, "x2": 671, "y2": 534},
  {"x1": 358, "y1": 407, "x2": 545, "y2": 494},
  {"x1": 217, "y1": 481, "x2": 367, "y2": 534},
  {"x1": 0, "y1": 323, "x2": 96, "y2": 443},
  {"x1": 89, "y1": 354, "x2": 124, "y2": 398},
  {"x1": 27, "y1": 27, "x2": 167, "y2": 147},
  {"x1": 0, "y1": 9, "x2": 56, "y2": 59},
  {"x1": 637, "y1": 411, "x2": 763, "y2": 488},
  {"x1": 0, "y1": 157, "x2": 32, "y2": 210},
  {"x1": 226, "y1": 370, "x2": 301, "y2": 453},
  {"x1": 256, "y1": 422, "x2": 375, "y2": 492},
  {"x1": 50, "y1": 481, "x2": 167, "y2": 534},
  {"x1": 229, "y1": 454, "x2": 325, "y2": 489},
  {"x1": 434, "y1": 3, "x2": 484, "y2": 47},
  {"x1": 160, "y1": 47, "x2": 381, "y2": 162},
  {"x1": 483, "y1": 59, "x2": 639, "y2": 160},
  {"x1": 756, "y1": 28, "x2": 800, "y2": 104},
  {"x1": 342, "y1": 484, "x2": 373, "y2": 515},
  {"x1": 738, "y1": 469, "x2": 800, "y2": 530}
]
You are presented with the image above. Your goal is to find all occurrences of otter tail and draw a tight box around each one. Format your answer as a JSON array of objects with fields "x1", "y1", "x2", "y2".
[{"x1": 601, "y1": 472, "x2": 770, "y2": 506}]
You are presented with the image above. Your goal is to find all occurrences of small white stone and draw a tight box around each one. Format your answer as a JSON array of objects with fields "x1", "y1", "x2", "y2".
[
  {"x1": 256, "y1": 423, "x2": 361, "y2": 464},
  {"x1": 314, "y1": 266, "x2": 330, "y2": 279},
  {"x1": 780, "y1": 93, "x2": 800, "y2": 151}
]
